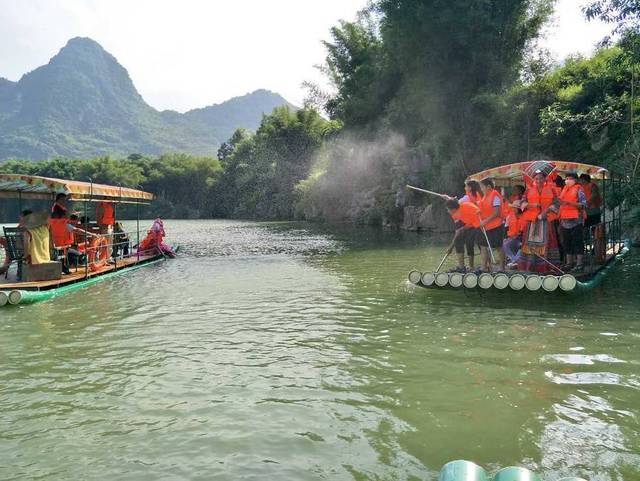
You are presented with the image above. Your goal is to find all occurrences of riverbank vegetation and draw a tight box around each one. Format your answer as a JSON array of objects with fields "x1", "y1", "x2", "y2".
[{"x1": 1, "y1": 0, "x2": 638, "y2": 228}]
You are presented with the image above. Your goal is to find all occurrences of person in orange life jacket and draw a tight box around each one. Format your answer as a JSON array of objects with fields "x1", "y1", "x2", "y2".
[
  {"x1": 517, "y1": 171, "x2": 561, "y2": 273},
  {"x1": 459, "y1": 180, "x2": 482, "y2": 204},
  {"x1": 579, "y1": 174, "x2": 602, "y2": 228},
  {"x1": 551, "y1": 174, "x2": 566, "y2": 261},
  {"x1": 500, "y1": 184, "x2": 525, "y2": 219},
  {"x1": 445, "y1": 199, "x2": 481, "y2": 272},
  {"x1": 65, "y1": 214, "x2": 98, "y2": 268},
  {"x1": 478, "y1": 178, "x2": 506, "y2": 272},
  {"x1": 96, "y1": 201, "x2": 115, "y2": 236},
  {"x1": 502, "y1": 200, "x2": 525, "y2": 267},
  {"x1": 508, "y1": 185, "x2": 525, "y2": 203},
  {"x1": 559, "y1": 172, "x2": 587, "y2": 272},
  {"x1": 51, "y1": 193, "x2": 69, "y2": 219},
  {"x1": 443, "y1": 180, "x2": 482, "y2": 205}
]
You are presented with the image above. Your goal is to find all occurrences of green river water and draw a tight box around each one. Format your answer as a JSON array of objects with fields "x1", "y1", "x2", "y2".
[{"x1": 1, "y1": 219, "x2": 639, "y2": 480}]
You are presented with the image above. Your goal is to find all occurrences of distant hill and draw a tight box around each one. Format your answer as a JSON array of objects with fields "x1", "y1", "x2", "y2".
[{"x1": 0, "y1": 37, "x2": 294, "y2": 160}]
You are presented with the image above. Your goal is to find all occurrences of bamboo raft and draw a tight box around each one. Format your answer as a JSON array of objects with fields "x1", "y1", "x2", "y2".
[
  {"x1": 0, "y1": 252, "x2": 166, "y2": 307},
  {"x1": 409, "y1": 243, "x2": 629, "y2": 293},
  {"x1": 0, "y1": 174, "x2": 176, "y2": 307}
]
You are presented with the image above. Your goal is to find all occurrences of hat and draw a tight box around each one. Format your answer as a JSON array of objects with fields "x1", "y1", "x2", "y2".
[{"x1": 22, "y1": 211, "x2": 49, "y2": 229}]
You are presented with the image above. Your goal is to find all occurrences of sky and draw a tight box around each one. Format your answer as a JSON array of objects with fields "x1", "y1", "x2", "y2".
[{"x1": 0, "y1": 0, "x2": 613, "y2": 113}]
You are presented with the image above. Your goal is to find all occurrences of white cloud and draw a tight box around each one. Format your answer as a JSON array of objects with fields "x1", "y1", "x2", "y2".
[{"x1": 0, "y1": 0, "x2": 615, "y2": 112}]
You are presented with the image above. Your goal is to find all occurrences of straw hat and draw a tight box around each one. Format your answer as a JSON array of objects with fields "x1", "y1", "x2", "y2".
[{"x1": 22, "y1": 212, "x2": 49, "y2": 229}]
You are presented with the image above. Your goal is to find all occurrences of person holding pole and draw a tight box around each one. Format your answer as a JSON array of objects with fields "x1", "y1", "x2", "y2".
[
  {"x1": 445, "y1": 199, "x2": 481, "y2": 272},
  {"x1": 478, "y1": 178, "x2": 506, "y2": 272}
]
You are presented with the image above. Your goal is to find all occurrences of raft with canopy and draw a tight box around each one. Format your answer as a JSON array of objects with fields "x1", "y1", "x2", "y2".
[
  {"x1": 0, "y1": 174, "x2": 175, "y2": 307},
  {"x1": 408, "y1": 160, "x2": 629, "y2": 294}
]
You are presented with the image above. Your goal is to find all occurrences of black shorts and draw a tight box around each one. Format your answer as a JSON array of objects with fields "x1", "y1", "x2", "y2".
[
  {"x1": 477, "y1": 225, "x2": 505, "y2": 248},
  {"x1": 454, "y1": 228, "x2": 478, "y2": 255},
  {"x1": 561, "y1": 224, "x2": 584, "y2": 256}
]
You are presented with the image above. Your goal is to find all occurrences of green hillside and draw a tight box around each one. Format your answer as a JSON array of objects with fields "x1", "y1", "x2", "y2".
[{"x1": 0, "y1": 37, "x2": 293, "y2": 160}]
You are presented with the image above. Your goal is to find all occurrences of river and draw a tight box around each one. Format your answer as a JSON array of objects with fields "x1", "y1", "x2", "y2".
[{"x1": 1, "y1": 219, "x2": 639, "y2": 480}]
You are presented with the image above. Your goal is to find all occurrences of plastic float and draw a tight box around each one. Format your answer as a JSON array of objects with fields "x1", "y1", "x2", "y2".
[{"x1": 438, "y1": 459, "x2": 587, "y2": 481}]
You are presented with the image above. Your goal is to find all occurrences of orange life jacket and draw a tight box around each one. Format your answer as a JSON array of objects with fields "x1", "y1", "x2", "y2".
[
  {"x1": 96, "y1": 202, "x2": 115, "y2": 226},
  {"x1": 451, "y1": 202, "x2": 481, "y2": 228},
  {"x1": 582, "y1": 182, "x2": 602, "y2": 208},
  {"x1": 506, "y1": 212, "x2": 525, "y2": 237},
  {"x1": 460, "y1": 192, "x2": 481, "y2": 205},
  {"x1": 48, "y1": 218, "x2": 74, "y2": 248},
  {"x1": 522, "y1": 185, "x2": 557, "y2": 222},
  {"x1": 479, "y1": 189, "x2": 504, "y2": 230},
  {"x1": 558, "y1": 184, "x2": 582, "y2": 220}
]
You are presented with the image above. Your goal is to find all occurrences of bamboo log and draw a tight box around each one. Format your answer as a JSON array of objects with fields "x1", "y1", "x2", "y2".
[
  {"x1": 525, "y1": 275, "x2": 543, "y2": 291},
  {"x1": 421, "y1": 272, "x2": 436, "y2": 286},
  {"x1": 408, "y1": 270, "x2": 422, "y2": 285},
  {"x1": 448, "y1": 272, "x2": 464, "y2": 288},
  {"x1": 435, "y1": 272, "x2": 449, "y2": 287},
  {"x1": 494, "y1": 466, "x2": 542, "y2": 481},
  {"x1": 478, "y1": 273, "x2": 494, "y2": 289},
  {"x1": 542, "y1": 275, "x2": 560, "y2": 292},
  {"x1": 438, "y1": 460, "x2": 488, "y2": 481},
  {"x1": 492, "y1": 273, "x2": 509, "y2": 290},
  {"x1": 508, "y1": 273, "x2": 526, "y2": 290},
  {"x1": 8, "y1": 290, "x2": 22, "y2": 305},
  {"x1": 463, "y1": 272, "x2": 478, "y2": 289},
  {"x1": 0, "y1": 291, "x2": 8, "y2": 307},
  {"x1": 559, "y1": 274, "x2": 577, "y2": 292}
]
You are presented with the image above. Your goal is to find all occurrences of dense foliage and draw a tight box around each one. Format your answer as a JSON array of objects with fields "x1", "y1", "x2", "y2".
[
  {"x1": 299, "y1": 0, "x2": 640, "y2": 226},
  {"x1": 0, "y1": 107, "x2": 337, "y2": 222}
]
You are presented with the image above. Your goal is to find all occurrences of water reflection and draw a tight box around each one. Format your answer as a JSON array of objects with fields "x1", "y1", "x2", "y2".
[{"x1": 1, "y1": 220, "x2": 639, "y2": 480}]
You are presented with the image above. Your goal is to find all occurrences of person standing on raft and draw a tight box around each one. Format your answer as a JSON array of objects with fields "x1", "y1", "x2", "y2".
[
  {"x1": 559, "y1": 172, "x2": 587, "y2": 272},
  {"x1": 445, "y1": 199, "x2": 482, "y2": 272},
  {"x1": 478, "y1": 179, "x2": 506, "y2": 272},
  {"x1": 518, "y1": 170, "x2": 561, "y2": 273},
  {"x1": 51, "y1": 193, "x2": 69, "y2": 219}
]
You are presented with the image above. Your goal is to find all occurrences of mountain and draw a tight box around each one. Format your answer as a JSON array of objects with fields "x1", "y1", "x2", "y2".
[{"x1": 0, "y1": 37, "x2": 294, "y2": 160}]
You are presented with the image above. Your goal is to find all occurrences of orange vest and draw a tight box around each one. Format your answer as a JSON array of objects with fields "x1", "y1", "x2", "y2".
[
  {"x1": 465, "y1": 192, "x2": 481, "y2": 205},
  {"x1": 96, "y1": 202, "x2": 115, "y2": 226},
  {"x1": 558, "y1": 184, "x2": 582, "y2": 220},
  {"x1": 479, "y1": 189, "x2": 504, "y2": 230},
  {"x1": 582, "y1": 182, "x2": 602, "y2": 208},
  {"x1": 48, "y1": 219, "x2": 74, "y2": 248},
  {"x1": 451, "y1": 202, "x2": 481, "y2": 228},
  {"x1": 506, "y1": 212, "x2": 525, "y2": 237},
  {"x1": 522, "y1": 185, "x2": 557, "y2": 222}
]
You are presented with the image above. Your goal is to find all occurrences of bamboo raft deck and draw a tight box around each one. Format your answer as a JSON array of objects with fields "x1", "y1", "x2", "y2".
[
  {"x1": 408, "y1": 242, "x2": 630, "y2": 293},
  {"x1": 0, "y1": 252, "x2": 167, "y2": 306},
  {"x1": 0, "y1": 254, "x2": 159, "y2": 291}
]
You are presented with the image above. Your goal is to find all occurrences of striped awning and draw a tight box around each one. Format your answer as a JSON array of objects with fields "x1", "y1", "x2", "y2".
[
  {"x1": 467, "y1": 160, "x2": 609, "y2": 184},
  {"x1": 0, "y1": 174, "x2": 154, "y2": 202}
]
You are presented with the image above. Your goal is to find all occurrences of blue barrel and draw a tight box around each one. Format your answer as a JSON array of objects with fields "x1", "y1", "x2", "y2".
[
  {"x1": 439, "y1": 460, "x2": 488, "y2": 481},
  {"x1": 493, "y1": 466, "x2": 542, "y2": 481}
]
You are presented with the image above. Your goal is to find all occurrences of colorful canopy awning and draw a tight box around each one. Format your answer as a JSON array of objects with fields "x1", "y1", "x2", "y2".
[
  {"x1": 467, "y1": 160, "x2": 609, "y2": 184},
  {"x1": 0, "y1": 174, "x2": 154, "y2": 202}
]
